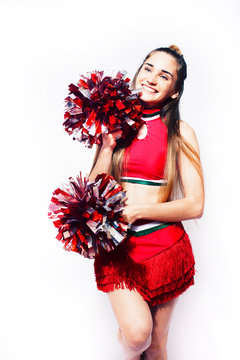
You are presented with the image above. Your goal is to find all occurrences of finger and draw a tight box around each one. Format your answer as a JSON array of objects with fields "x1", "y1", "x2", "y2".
[
  {"x1": 110, "y1": 128, "x2": 122, "y2": 134},
  {"x1": 109, "y1": 129, "x2": 123, "y2": 136}
]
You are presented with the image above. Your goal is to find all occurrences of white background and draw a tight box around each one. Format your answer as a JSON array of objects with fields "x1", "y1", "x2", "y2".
[{"x1": 1, "y1": 0, "x2": 239, "y2": 359}]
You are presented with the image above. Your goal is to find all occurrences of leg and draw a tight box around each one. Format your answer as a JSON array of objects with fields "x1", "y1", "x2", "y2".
[
  {"x1": 143, "y1": 297, "x2": 179, "y2": 360},
  {"x1": 108, "y1": 287, "x2": 153, "y2": 360}
]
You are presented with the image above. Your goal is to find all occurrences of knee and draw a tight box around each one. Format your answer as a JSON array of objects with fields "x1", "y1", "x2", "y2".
[
  {"x1": 124, "y1": 321, "x2": 152, "y2": 351},
  {"x1": 158, "y1": 333, "x2": 168, "y2": 349},
  {"x1": 144, "y1": 332, "x2": 168, "y2": 359}
]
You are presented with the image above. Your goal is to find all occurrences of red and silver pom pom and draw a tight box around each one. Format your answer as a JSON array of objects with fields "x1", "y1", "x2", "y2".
[
  {"x1": 48, "y1": 172, "x2": 129, "y2": 259},
  {"x1": 63, "y1": 70, "x2": 144, "y2": 148}
]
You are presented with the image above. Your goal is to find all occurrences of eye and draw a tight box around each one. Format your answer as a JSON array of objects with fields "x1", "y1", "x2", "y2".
[
  {"x1": 160, "y1": 75, "x2": 168, "y2": 80},
  {"x1": 144, "y1": 67, "x2": 151, "y2": 72}
]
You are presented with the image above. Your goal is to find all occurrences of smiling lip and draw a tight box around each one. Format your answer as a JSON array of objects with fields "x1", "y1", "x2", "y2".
[{"x1": 142, "y1": 84, "x2": 158, "y2": 93}]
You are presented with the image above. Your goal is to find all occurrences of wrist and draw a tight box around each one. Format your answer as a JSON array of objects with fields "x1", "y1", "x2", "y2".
[
  {"x1": 100, "y1": 145, "x2": 114, "y2": 154},
  {"x1": 135, "y1": 204, "x2": 145, "y2": 220},
  {"x1": 138, "y1": 204, "x2": 152, "y2": 220}
]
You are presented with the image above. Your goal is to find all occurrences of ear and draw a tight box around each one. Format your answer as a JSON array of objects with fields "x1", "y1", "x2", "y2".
[{"x1": 170, "y1": 90, "x2": 179, "y2": 99}]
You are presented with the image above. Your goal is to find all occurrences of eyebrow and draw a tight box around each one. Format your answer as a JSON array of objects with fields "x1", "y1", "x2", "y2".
[{"x1": 145, "y1": 62, "x2": 173, "y2": 78}]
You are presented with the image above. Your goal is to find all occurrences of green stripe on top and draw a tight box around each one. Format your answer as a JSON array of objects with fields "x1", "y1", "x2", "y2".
[
  {"x1": 127, "y1": 223, "x2": 172, "y2": 237},
  {"x1": 142, "y1": 110, "x2": 162, "y2": 118},
  {"x1": 120, "y1": 177, "x2": 167, "y2": 186}
]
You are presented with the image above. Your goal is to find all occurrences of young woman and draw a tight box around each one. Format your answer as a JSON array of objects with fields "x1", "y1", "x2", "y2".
[{"x1": 89, "y1": 45, "x2": 204, "y2": 360}]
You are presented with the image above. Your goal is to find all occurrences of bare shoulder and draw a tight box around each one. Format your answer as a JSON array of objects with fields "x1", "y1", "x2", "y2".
[
  {"x1": 179, "y1": 120, "x2": 196, "y2": 139},
  {"x1": 179, "y1": 120, "x2": 200, "y2": 152}
]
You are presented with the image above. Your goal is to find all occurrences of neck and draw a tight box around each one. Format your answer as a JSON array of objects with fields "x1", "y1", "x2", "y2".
[
  {"x1": 141, "y1": 100, "x2": 163, "y2": 113},
  {"x1": 142, "y1": 106, "x2": 162, "y2": 115}
]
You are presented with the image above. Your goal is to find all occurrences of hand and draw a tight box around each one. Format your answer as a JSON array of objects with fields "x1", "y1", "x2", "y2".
[
  {"x1": 102, "y1": 129, "x2": 122, "y2": 150},
  {"x1": 122, "y1": 204, "x2": 141, "y2": 224}
]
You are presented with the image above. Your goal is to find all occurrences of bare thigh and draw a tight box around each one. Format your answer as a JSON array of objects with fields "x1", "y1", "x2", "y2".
[
  {"x1": 150, "y1": 297, "x2": 179, "y2": 337},
  {"x1": 107, "y1": 288, "x2": 153, "y2": 339},
  {"x1": 144, "y1": 297, "x2": 179, "y2": 357}
]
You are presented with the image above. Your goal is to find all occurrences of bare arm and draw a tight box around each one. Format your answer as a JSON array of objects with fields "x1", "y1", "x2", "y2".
[
  {"x1": 88, "y1": 129, "x2": 122, "y2": 182},
  {"x1": 122, "y1": 121, "x2": 205, "y2": 223}
]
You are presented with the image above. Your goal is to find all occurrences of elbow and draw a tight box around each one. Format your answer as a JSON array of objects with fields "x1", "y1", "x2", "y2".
[
  {"x1": 195, "y1": 207, "x2": 204, "y2": 219},
  {"x1": 188, "y1": 197, "x2": 204, "y2": 219},
  {"x1": 193, "y1": 199, "x2": 204, "y2": 219}
]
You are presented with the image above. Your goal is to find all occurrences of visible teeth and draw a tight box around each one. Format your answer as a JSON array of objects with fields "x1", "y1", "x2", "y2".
[{"x1": 142, "y1": 84, "x2": 157, "y2": 93}]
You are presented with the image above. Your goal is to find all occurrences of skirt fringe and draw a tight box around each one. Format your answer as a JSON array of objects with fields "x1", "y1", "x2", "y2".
[{"x1": 94, "y1": 231, "x2": 195, "y2": 307}]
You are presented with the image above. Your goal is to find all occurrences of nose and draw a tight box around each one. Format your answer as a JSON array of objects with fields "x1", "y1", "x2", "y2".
[{"x1": 147, "y1": 73, "x2": 157, "y2": 85}]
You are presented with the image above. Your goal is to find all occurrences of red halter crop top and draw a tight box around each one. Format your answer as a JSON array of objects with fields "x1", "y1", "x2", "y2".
[{"x1": 121, "y1": 107, "x2": 168, "y2": 186}]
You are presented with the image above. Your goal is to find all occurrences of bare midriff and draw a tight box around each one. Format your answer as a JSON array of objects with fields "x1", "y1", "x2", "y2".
[{"x1": 121, "y1": 182, "x2": 166, "y2": 224}]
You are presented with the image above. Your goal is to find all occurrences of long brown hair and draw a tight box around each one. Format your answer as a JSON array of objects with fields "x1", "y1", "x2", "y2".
[{"x1": 92, "y1": 45, "x2": 204, "y2": 200}]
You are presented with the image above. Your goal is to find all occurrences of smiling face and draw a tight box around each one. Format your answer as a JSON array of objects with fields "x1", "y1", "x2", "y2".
[{"x1": 135, "y1": 51, "x2": 179, "y2": 108}]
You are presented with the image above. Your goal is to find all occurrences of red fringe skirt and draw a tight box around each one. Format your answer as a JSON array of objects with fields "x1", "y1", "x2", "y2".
[{"x1": 94, "y1": 222, "x2": 196, "y2": 307}]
